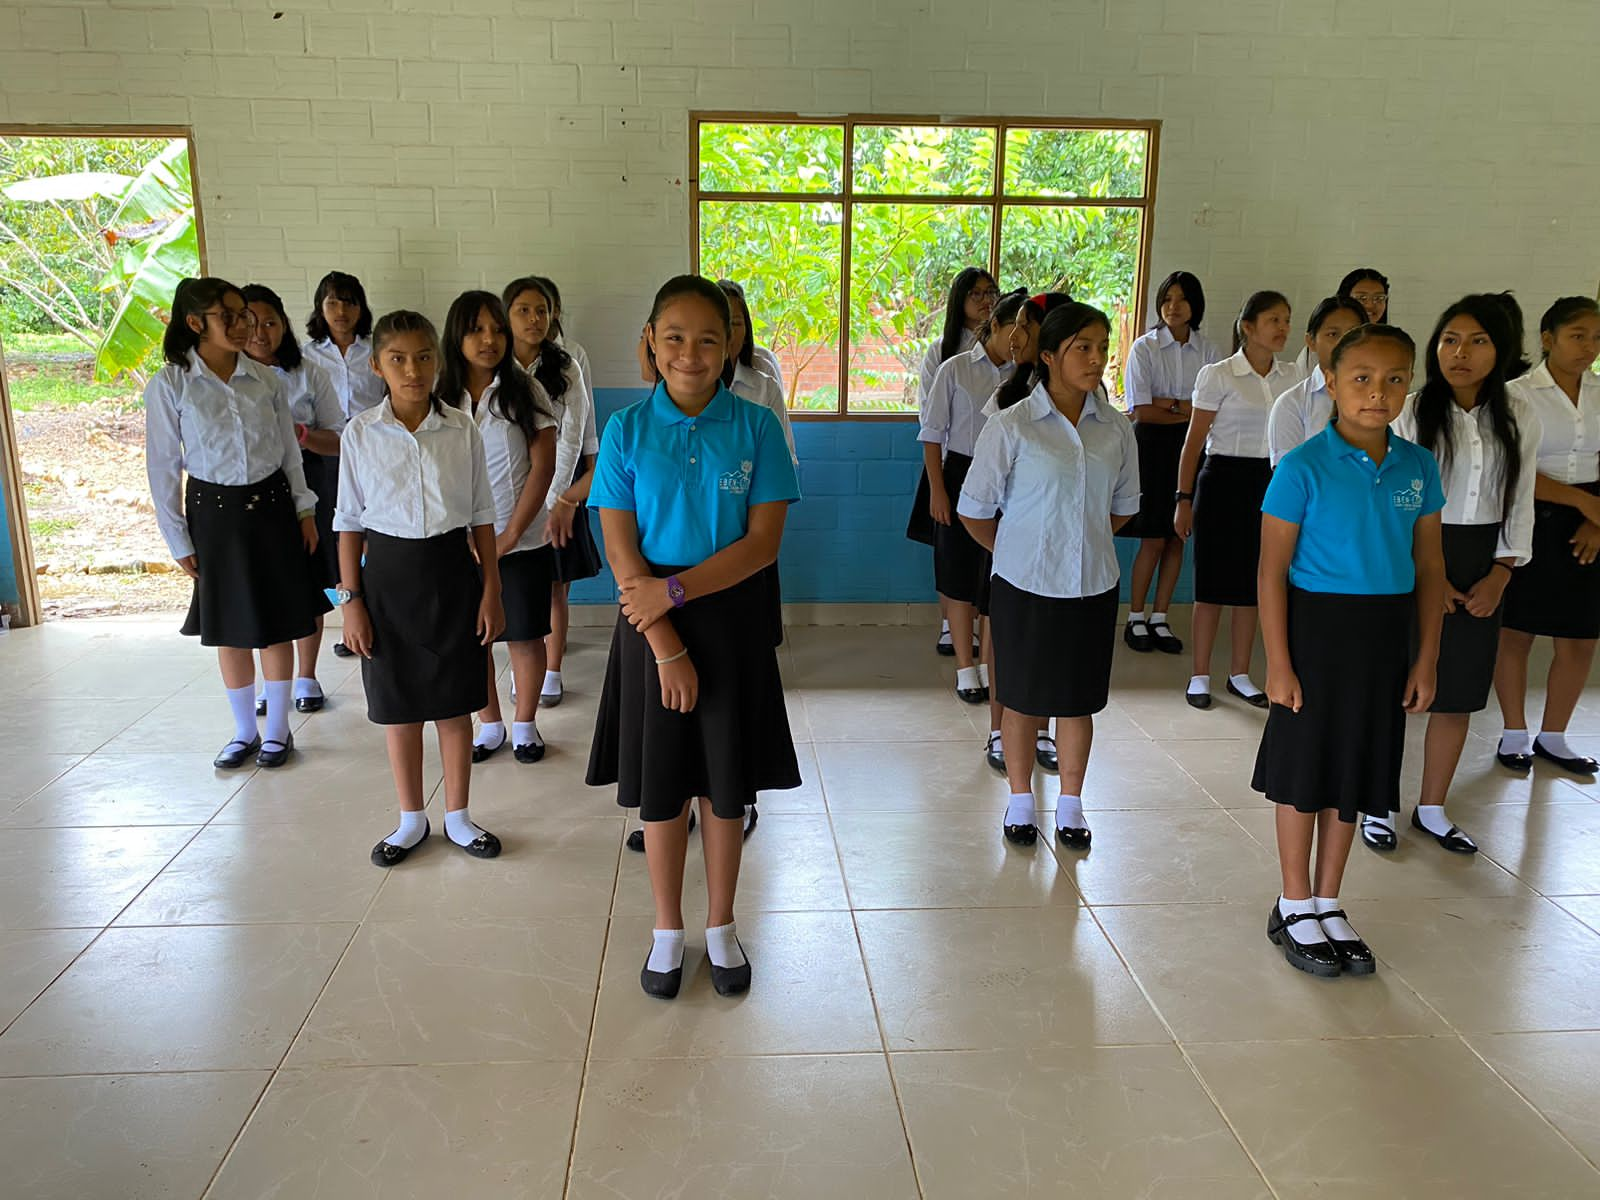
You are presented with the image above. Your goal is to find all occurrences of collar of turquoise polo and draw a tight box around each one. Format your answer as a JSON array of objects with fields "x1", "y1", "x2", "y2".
[
  {"x1": 648, "y1": 381, "x2": 736, "y2": 425},
  {"x1": 1322, "y1": 421, "x2": 1399, "y2": 469}
]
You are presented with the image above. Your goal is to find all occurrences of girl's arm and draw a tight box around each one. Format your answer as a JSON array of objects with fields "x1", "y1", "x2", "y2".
[
  {"x1": 1258, "y1": 514, "x2": 1302, "y2": 711},
  {"x1": 1406, "y1": 512, "x2": 1446, "y2": 713},
  {"x1": 961, "y1": 515, "x2": 998, "y2": 552},
  {"x1": 337, "y1": 529, "x2": 372, "y2": 657},
  {"x1": 1534, "y1": 471, "x2": 1600, "y2": 522},
  {"x1": 301, "y1": 361, "x2": 344, "y2": 455},
  {"x1": 143, "y1": 371, "x2": 196, "y2": 572},
  {"x1": 549, "y1": 453, "x2": 595, "y2": 547},
  {"x1": 497, "y1": 426, "x2": 558, "y2": 558},
  {"x1": 922, "y1": 441, "x2": 950, "y2": 525},
  {"x1": 618, "y1": 502, "x2": 789, "y2": 636},
  {"x1": 1125, "y1": 342, "x2": 1187, "y2": 425},
  {"x1": 599, "y1": 507, "x2": 698, "y2": 714},
  {"x1": 1172, "y1": 407, "x2": 1218, "y2": 538},
  {"x1": 473, "y1": 522, "x2": 504, "y2": 645}
]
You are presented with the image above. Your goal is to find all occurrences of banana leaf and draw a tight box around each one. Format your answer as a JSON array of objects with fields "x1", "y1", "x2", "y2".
[
  {"x1": 102, "y1": 139, "x2": 190, "y2": 230},
  {"x1": 95, "y1": 208, "x2": 199, "y2": 382},
  {"x1": 2, "y1": 171, "x2": 132, "y2": 202}
]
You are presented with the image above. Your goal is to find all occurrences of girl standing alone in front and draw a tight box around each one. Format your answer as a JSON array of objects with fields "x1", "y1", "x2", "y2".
[
  {"x1": 336, "y1": 311, "x2": 506, "y2": 866},
  {"x1": 587, "y1": 276, "x2": 801, "y2": 998},
  {"x1": 1255, "y1": 325, "x2": 1445, "y2": 977}
]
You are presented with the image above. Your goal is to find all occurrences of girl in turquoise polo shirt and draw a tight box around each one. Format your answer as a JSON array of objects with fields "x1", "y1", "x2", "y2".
[
  {"x1": 587, "y1": 274, "x2": 802, "y2": 1001},
  {"x1": 1254, "y1": 325, "x2": 1447, "y2": 979}
]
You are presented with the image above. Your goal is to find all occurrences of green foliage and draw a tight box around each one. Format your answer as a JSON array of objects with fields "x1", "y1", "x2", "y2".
[{"x1": 8, "y1": 369, "x2": 132, "y2": 413}]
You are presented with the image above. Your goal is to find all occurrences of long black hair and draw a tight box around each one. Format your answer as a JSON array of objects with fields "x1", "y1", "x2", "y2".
[
  {"x1": 1337, "y1": 267, "x2": 1389, "y2": 322},
  {"x1": 1034, "y1": 303, "x2": 1113, "y2": 393},
  {"x1": 240, "y1": 283, "x2": 302, "y2": 370},
  {"x1": 370, "y1": 309, "x2": 442, "y2": 413},
  {"x1": 1151, "y1": 270, "x2": 1206, "y2": 331},
  {"x1": 1306, "y1": 295, "x2": 1368, "y2": 338},
  {"x1": 980, "y1": 289, "x2": 1029, "y2": 345},
  {"x1": 531, "y1": 274, "x2": 566, "y2": 339},
  {"x1": 1488, "y1": 291, "x2": 1534, "y2": 378},
  {"x1": 716, "y1": 278, "x2": 758, "y2": 370},
  {"x1": 1411, "y1": 295, "x2": 1522, "y2": 522},
  {"x1": 992, "y1": 291, "x2": 1074, "y2": 410},
  {"x1": 938, "y1": 266, "x2": 998, "y2": 364},
  {"x1": 1232, "y1": 290, "x2": 1291, "y2": 354},
  {"x1": 439, "y1": 290, "x2": 553, "y2": 443},
  {"x1": 1539, "y1": 296, "x2": 1600, "y2": 359},
  {"x1": 163, "y1": 277, "x2": 243, "y2": 367},
  {"x1": 305, "y1": 271, "x2": 372, "y2": 342},
  {"x1": 648, "y1": 274, "x2": 732, "y2": 333},
  {"x1": 500, "y1": 276, "x2": 574, "y2": 406}
]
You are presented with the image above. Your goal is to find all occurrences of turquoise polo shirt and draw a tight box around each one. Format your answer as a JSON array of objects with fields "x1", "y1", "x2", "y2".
[
  {"x1": 590, "y1": 382, "x2": 801, "y2": 567},
  {"x1": 1263, "y1": 423, "x2": 1444, "y2": 595}
]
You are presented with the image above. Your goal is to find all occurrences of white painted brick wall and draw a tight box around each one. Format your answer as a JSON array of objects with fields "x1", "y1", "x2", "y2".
[{"x1": 6, "y1": 0, "x2": 1600, "y2": 380}]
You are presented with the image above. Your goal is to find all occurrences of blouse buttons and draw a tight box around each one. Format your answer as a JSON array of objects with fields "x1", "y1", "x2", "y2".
[{"x1": 689, "y1": 456, "x2": 697, "y2": 464}]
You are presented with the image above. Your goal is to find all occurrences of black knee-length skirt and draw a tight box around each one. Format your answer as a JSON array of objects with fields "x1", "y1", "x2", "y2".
[
  {"x1": 553, "y1": 504, "x2": 603, "y2": 583},
  {"x1": 497, "y1": 544, "x2": 557, "y2": 643},
  {"x1": 1252, "y1": 589, "x2": 1411, "y2": 821},
  {"x1": 359, "y1": 529, "x2": 487, "y2": 725},
  {"x1": 301, "y1": 449, "x2": 339, "y2": 591},
  {"x1": 1118, "y1": 420, "x2": 1187, "y2": 540},
  {"x1": 179, "y1": 470, "x2": 328, "y2": 648},
  {"x1": 932, "y1": 451, "x2": 989, "y2": 605},
  {"x1": 1193, "y1": 454, "x2": 1271, "y2": 607},
  {"x1": 906, "y1": 467, "x2": 936, "y2": 547},
  {"x1": 990, "y1": 576, "x2": 1119, "y2": 718},
  {"x1": 587, "y1": 566, "x2": 801, "y2": 821},
  {"x1": 1503, "y1": 483, "x2": 1600, "y2": 639},
  {"x1": 1429, "y1": 522, "x2": 1504, "y2": 714}
]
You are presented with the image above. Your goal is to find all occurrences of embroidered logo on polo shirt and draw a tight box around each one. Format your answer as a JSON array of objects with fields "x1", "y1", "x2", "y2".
[
  {"x1": 1392, "y1": 479, "x2": 1424, "y2": 512},
  {"x1": 719, "y1": 460, "x2": 753, "y2": 495}
]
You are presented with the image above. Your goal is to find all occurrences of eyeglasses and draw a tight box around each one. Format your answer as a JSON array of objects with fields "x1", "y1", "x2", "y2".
[
  {"x1": 1350, "y1": 293, "x2": 1388, "y2": 305},
  {"x1": 203, "y1": 308, "x2": 258, "y2": 328},
  {"x1": 969, "y1": 289, "x2": 1000, "y2": 301}
]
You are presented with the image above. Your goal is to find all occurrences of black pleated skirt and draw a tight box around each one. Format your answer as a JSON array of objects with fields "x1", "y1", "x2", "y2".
[
  {"x1": 1429, "y1": 522, "x2": 1504, "y2": 714},
  {"x1": 1118, "y1": 420, "x2": 1187, "y2": 540},
  {"x1": 179, "y1": 470, "x2": 328, "y2": 648},
  {"x1": 359, "y1": 529, "x2": 486, "y2": 725},
  {"x1": 301, "y1": 449, "x2": 339, "y2": 591},
  {"x1": 1193, "y1": 454, "x2": 1271, "y2": 607},
  {"x1": 553, "y1": 504, "x2": 603, "y2": 583},
  {"x1": 1252, "y1": 589, "x2": 1411, "y2": 821},
  {"x1": 906, "y1": 466, "x2": 936, "y2": 547},
  {"x1": 990, "y1": 576, "x2": 1119, "y2": 718},
  {"x1": 587, "y1": 566, "x2": 800, "y2": 821},
  {"x1": 760, "y1": 561, "x2": 785, "y2": 648},
  {"x1": 932, "y1": 451, "x2": 989, "y2": 605},
  {"x1": 1503, "y1": 482, "x2": 1600, "y2": 639},
  {"x1": 497, "y1": 544, "x2": 556, "y2": 643}
]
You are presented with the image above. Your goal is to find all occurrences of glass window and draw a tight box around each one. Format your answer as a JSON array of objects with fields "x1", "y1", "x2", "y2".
[
  {"x1": 851, "y1": 125, "x2": 996, "y2": 196},
  {"x1": 1003, "y1": 128, "x2": 1148, "y2": 198},
  {"x1": 697, "y1": 123, "x2": 844, "y2": 194}
]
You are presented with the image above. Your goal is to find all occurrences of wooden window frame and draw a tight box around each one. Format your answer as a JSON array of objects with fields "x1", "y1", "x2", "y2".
[{"x1": 690, "y1": 112, "x2": 1161, "y2": 421}]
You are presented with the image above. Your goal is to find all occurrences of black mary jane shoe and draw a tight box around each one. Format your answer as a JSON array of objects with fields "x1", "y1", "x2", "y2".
[
  {"x1": 256, "y1": 734, "x2": 294, "y2": 769},
  {"x1": 295, "y1": 691, "x2": 325, "y2": 714},
  {"x1": 1185, "y1": 689, "x2": 1212, "y2": 710},
  {"x1": 1266, "y1": 905, "x2": 1343, "y2": 978},
  {"x1": 1410, "y1": 809, "x2": 1478, "y2": 854},
  {"x1": 640, "y1": 953, "x2": 683, "y2": 999},
  {"x1": 1360, "y1": 817, "x2": 1398, "y2": 852},
  {"x1": 513, "y1": 739, "x2": 546, "y2": 765},
  {"x1": 1533, "y1": 738, "x2": 1599, "y2": 777},
  {"x1": 1495, "y1": 748, "x2": 1534, "y2": 772},
  {"x1": 1003, "y1": 821, "x2": 1038, "y2": 846},
  {"x1": 985, "y1": 735, "x2": 1006, "y2": 773},
  {"x1": 1056, "y1": 825, "x2": 1091, "y2": 850},
  {"x1": 1226, "y1": 679, "x2": 1271, "y2": 710},
  {"x1": 332, "y1": 640, "x2": 354, "y2": 658},
  {"x1": 370, "y1": 818, "x2": 430, "y2": 868},
  {"x1": 710, "y1": 939, "x2": 752, "y2": 997},
  {"x1": 1316, "y1": 908, "x2": 1376, "y2": 976},
  {"x1": 471, "y1": 733, "x2": 506, "y2": 764},
  {"x1": 455, "y1": 829, "x2": 502, "y2": 859},
  {"x1": 254, "y1": 694, "x2": 267, "y2": 717},
  {"x1": 1035, "y1": 734, "x2": 1058, "y2": 772},
  {"x1": 744, "y1": 806, "x2": 759, "y2": 841},
  {"x1": 213, "y1": 736, "x2": 262, "y2": 770},
  {"x1": 1123, "y1": 620, "x2": 1153, "y2": 653},
  {"x1": 956, "y1": 684, "x2": 989, "y2": 705},
  {"x1": 935, "y1": 632, "x2": 955, "y2": 657},
  {"x1": 1149, "y1": 622, "x2": 1183, "y2": 654}
]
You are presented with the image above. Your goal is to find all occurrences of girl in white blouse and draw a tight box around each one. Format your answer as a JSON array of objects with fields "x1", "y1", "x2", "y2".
[
  {"x1": 336, "y1": 310, "x2": 505, "y2": 867},
  {"x1": 1496, "y1": 296, "x2": 1600, "y2": 777},
  {"x1": 1267, "y1": 296, "x2": 1367, "y2": 466},
  {"x1": 301, "y1": 270, "x2": 386, "y2": 422},
  {"x1": 718, "y1": 279, "x2": 797, "y2": 464},
  {"x1": 1174, "y1": 291, "x2": 1298, "y2": 711},
  {"x1": 1387, "y1": 296, "x2": 1538, "y2": 854},
  {"x1": 143, "y1": 278, "x2": 325, "y2": 772}
]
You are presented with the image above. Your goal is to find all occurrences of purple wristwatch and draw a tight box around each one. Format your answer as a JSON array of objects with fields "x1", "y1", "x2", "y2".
[{"x1": 665, "y1": 575, "x2": 687, "y2": 608}]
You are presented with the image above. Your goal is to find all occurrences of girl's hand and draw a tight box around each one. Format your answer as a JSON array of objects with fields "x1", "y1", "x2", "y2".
[
  {"x1": 300, "y1": 515, "x2": 319, "y2": 555},
  {"x1": 341, "y1": 599, "x2": 374, "y2": 658},
  {"x1": 494, "y1": 529, "x2": 518, "y2": 559},
  {"x1": 1443, "y1": 583, "x2": 1468, "y2": 615},
  {"x1": 548, "y1": 501, "x2": 576, "y2": 548},
  {"x1": 928, "y1": 488, "x2": 952, "y2": 527},
  {"x1": 657, "y1": 654, "x2": 698, "y2": 713},
  {"x1": 176, "y1": 554, "x2": 199, "y2": 580},
  {"x1": 478, "y1": 592, "x2": 505, "y2": 645},
  {"x1": 1573, "y1": 521, "x2": 1600, "y2": 566},
  {"x1": 620, "y1": 575, "x2": 673, "y2": 632},
  {"x1": 1403, "y1": 660, "x2": 1437, "y2": 714},
  {"x1": 1463, "y1": 569, "x2": 1509, "y2": 618},
  {"x1": 1265, "y1": 664, "x2": 1302, "y2": 712},
  {"x1": 1173, "y1": 500, "x2": 1193, "y2": 540},
  {"x1": 1578, "y1": 495, "x2": 1600, "y2": 528}
]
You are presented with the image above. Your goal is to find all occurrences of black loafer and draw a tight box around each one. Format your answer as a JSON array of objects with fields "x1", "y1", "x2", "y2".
[
  {"x1": 256, "y1": 734, "x2": 294, "y2": 769},
  {"x1": 985, "y1": 735, "x2": 1006, "y2": 773},
  {"x1": 1226, "y1": 680, "x2": 1270, "y2": 709},
  {"x1": 935, "y1": 633, "x2": 955, "y2": 657},
  {"x1": 1149, "y1": 622, "x2": 1184, "y2": 654},
  {"x1": 471, "y1": 733, "x2": 505, "y2": 764},
  {"x1": 332, "y1": 641, "x2": 354, "y2": 658},
  {"x1": 641, "y1": 953, "x2": 682, "y2": 999},
  {"x1": 956, "y1": 686, "x2": 989, "y2": 705},
  {"x1": 1003, "y1": 822, "x2": 1037, "y2": 846},
  {"x1": 456, "y1": 830, "x2": 502, "y2": 859},
  {"x1": 1410, "y1": 809, "x2": 1477, "y2": 854},
  {"x1": 1533, "y1": 738, "x2": 1599, "y2": 776},
  {"x1": 710, "y1": 938, "x2": 752, "y2": 997},
  {"x1": 254, "y1": 695, "x2": 267, "y2": 717},
  {"x1": 1316, "y1": 908, "x2": 1376, "y2": 976},
  {"x1": 213, "y1": 736, "x2": 262, "y2": 769},
  {"x1": 513, "y1": 740, "x2": 546, "y2": 764},
  {"x1": 626, "y1": 829, "x2": 644, "y2": 852},
  {"x1": 1123, "y1": 620, "x2": 1153, "y2": 652},
  {"x1": 1496, "y1": 749, "x2": 1533, "y2": 772},
  {"x1": 1266, "y1": 905, "x2": 1343, "y2": 978},
  {"x1": 1035, "y1": 735, "x2": 1058, "y2": 772},
  {"x1": 743, "y1": 806, "x2": 758, "y2": 841},
  {"x1": 1056, "y1": 825, "x2": 1091, "y2": 850},
  {"x1": 1185, "y1": 689, "x2": 1212, "y2": 710},
  {"x1": 371, "y1": 818, "x2": 429, "y2": 868},
  {"x1": 1360, "y1": 817, "x2": 1397, "y2": 852},
  {"x1": 294, "y1": 693, "x2": 325, "y2": 714}
]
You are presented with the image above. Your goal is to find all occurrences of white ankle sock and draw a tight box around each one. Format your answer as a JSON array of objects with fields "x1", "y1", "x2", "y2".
[
  {"x1": 1005, "y1": 792, "x2": 1035, "y2": 826},
  {"x1": 541, "y1": 670, "x2": 562, "y2": 696},
  {"x1": 1187, "y1": 675, "x2": 1210, "y2": 697},
  {"x1": 512, "y1": 720, "x2": 542, "y2": 749},
  {"x1": 292, "y1": 676, "x2": 322, "y2": 701},
  {"x1": 262, "y1": 679, "x2": 292, "y2": 744},
  {"x1": 706, "y1": 921, "x2": 746, "y2": 969},
  {"x1": 1056, "y1": 793, "x2": 1087, "y2": 831},
  {"x1": 1151, "y1": 610, "x2": 1168, "y2": 627},
  {"x1": 977, "y1": 662, "x2": 990, "y2": 688},
  {"x1": 987, "y1": 730, "x2": 1002, "y2": 752},
  {"x1": 1500, "y1": 729, "x2": 1531, "y2": 755},
  {"x1": 1536, "y1": 731, "x2": 1579, "y2": 758},
  {"x1": 474, "y1": 721, "x2": 505, "y2": 750},
  {"x1": 225, "y1": 685, "x2": 258, "y2": 743},
  {"x1": 956, "y1": 665, "x2": 982, "y2": 691},
  {"x1": 941, "y1": 619, "x2": 951, "y2": 634},
  {"x1": 444, "y1": 807, "x2": 488, "y2": 847},
  {"x1": 385, "y1": 809, "x2": 427, "y2": 850},
  {"x1": 1367, "y1": 812, "x2": 1396, "y2": 833},
  {"x1": 647, "y1": 928, "x2": 685, "y2": 974},
  {"x1": 1127, "y1": 611, "x2": 1146, "y2": 625},
  {"x1": 1414, "y1": 804, "x2": 1460, "y2": 838},
  {"x1": 1277, "y1": 895, "x2": 1324, "y2": 946},
  {"x1": 1228, "y1": 673, "x2": 1263, "y2": 698},
  {"x1": 1313, "y1": 896, "x2": 1358, "y2": 943}
]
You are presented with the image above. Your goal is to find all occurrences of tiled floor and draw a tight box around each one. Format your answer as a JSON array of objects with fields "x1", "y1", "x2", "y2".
[{"x1": 3, "y1": 612, "x2": 1600, "y2": 1199}]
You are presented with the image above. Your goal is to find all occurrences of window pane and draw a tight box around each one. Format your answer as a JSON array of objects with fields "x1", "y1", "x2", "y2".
[
  {"x1": 1000, "y1": 205, "x2": 1142, "y2": 382},
  {"x1": 1003, "y1": 128, "x2": 1148, "y2": 198},
  {"x1": 852, "y1": 125, "x2": 996, "y2": 196},
  {"x1": 697, "y1": 122, "x2": 844, "y2": 194},
  {"x1": 698, "y1": 200, "x2": 843, "y2": 413},
  {"x1": 847, "y1": 203, "x2": 994, "y2": 414}
]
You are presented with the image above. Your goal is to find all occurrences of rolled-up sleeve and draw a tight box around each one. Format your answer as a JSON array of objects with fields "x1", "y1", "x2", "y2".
[
  {"x1": 1111, "y1": 418, "x2": 1142, "y2": 516},
  {"x1": 1267, "y1": 390, "x2": 1303, "y2": 468},
  {"x1": 1191, "y1": 362, "x2": 1226, "y2": 412},
  {"x1": 956, "y1": 419, "x2": 1010, "y2": 520},
  {"x1": 466, "y1": 419, "x2": 497, "y2": 527},
  {"x1": 332, "y1": 419, "x2": 367, "y2": 533},
  {"x1": 918, "y1": 359, "x2": 954, "y2": 445},
  {"x1": 304, "y1": 360, "x2": 346, "y2": 434},
  {"x1": 272, "y1": 374, "x2": 318, "y2": 516},
  {"x1": 1124, "y1": 339, "x2": 1155, "y2": 409},
  {"x1": 143, "y1": 369, "x2": 193, "y2": 560},
  {"x1": 1500, "y1": 401, "x2": 1542, "y2": 565}
]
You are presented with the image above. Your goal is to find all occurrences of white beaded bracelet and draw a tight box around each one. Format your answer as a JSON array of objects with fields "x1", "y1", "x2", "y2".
[{"x1": 655, "y1": 648, "x2": 688, "y2": 666}]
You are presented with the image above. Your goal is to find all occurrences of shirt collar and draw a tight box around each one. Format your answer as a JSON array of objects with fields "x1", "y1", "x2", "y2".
[
  {"x1": 1156, "y1": 324, "x2": 1200, "y2": 352},
  {"x1": 1307, "y1": 364, "x2": 1326, "y2": 393},
  {"x1": 187, "y1": 348, "x2": 255, "y2": 384},
  {"x1": 1321, "y1": 420, "x2": 1397, "y2": 463},
  {"x1": 1024, "y1": 382, "x2": 1114, "y2": 424},
  {"x1": 378, "y1": 396, "x2": 449, "y2": 432},
  {"x1": 1227, "y1": 348, "x2": 1289, "y2": 379},
  {"x1": 648, "y1": 381, "x2": 736, "y2": 425}
]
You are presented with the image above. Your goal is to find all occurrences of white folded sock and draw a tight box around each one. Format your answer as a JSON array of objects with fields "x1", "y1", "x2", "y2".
[
  {"x1": 473, "y1": 721, "x2": 506, "y2": 751},
  {"x1": 956, "y1": 665, "x2": 982, "y2": 691},
  {"x1": 1056, "y1": 793, "x2": 1087, "y2": 830},
  {"x1": 1500, "y1": 728, "x2": 1531, "y2": 755},
  {"x1": 647, "y1": 928, "x2": 685, "y2": 974},
  {"x1": 1228, "y1": 673, "x2": 1263, "y2": 698},
  {"x1": 512, "y1": 720, "x2": 542, "y2": 749},
  {"x1": 444, "y1": 807, "x2": 489, "y2": 847},
  {"x1": 977, "y1": 662, "x2": 990, "y2": 688},
  {"x1": 1151, "y1": 610, "x2": 1169, "y2": 627},
  {"x1": 292, "y1": 676, "x2": 322, "y2": 701},
  {"x1": 1277, "y1": 895, "x2": 1324, "y2": 946},
  {"x1": 1536, "y1": 731, "x2": 1581, "y2": 759},
  {"x1": 1004, "y1": 792, "x2": 1035, "y2": 826},
  {"x1": 541, "y1": 670, "x2": 562, "y2": 696},
  {"x1": 1313, "y1": 896, "x2": 1358, "y2": 943},
  {"x1": 706, "y1": 921, "x2": 746, "y2": 969},
  {"x1": 1366, "y1": 812, "x2": 1396, "y2": 833},
  {"x1": 1415, "y1": 804, "x2": 1465, "y2": 839},
  {"x1": 384, "y1": 809, "x2": 428, "y2": 850},
  {"x1": 262, "y1": 679, "x2": 292, "y2": 744},
  {"x1": 1187, "y1": 675, "x2": 1210, "y2": 697}
]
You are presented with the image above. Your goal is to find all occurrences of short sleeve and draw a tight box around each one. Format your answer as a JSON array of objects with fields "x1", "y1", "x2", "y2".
[
  {"x1": 1266, "y1": 390, "x2": 1302, "y2": 467},
  {"x1": 466, "y1": 418, "x2": 497, "y2": 527},
  {"x1": 529, "y1": 377, "x2": 559, "y2": 432},
  {"x1": 1110, "y1": 418, "x2": 1142, "y2": 516},
  {"x1": 746, "y1": 405, "x2": 801, "y2": 506},
  {"x1": 956, "y1": 417, "x2": 1010, "y2": 520},
  {"x1": 1261, "y1": 453, "x2": 1311, "y2": 526},
  {"x1": 303, "y1": 360, "x2": 346, "y2": 432},
  {"x1": 587, "y1": 410, "x2": 636, "y2": 512},
  {"x1": 332, "y1": 419, "x2": 367, "y2": 533},
  {"x1": 1123, "y1": 337, "x2": 1155, "y2": 409},
  {"x1": 918, "y1": 358, "x2": 956, "y2": 444},
  {"x1": 1418, "y1": 448, "x2": 1445, "y2": 517},
  {"x1": 1191, "y1": 362, "x2": 1227, "y2": 412}
]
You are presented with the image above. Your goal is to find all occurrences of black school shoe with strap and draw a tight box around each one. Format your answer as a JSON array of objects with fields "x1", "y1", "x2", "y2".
[
  {"x1": 1035, "y1": 733, "x2": 1058, "y2": 772},
  {"x1": 1533, "y1": 736, "x2": 1599, "y2": 776},
  {"x1": 1226, "y1": 679, "x2": 1271, "y2": 710},
  {"x1": 1360, "y1": 816, "x2": 1398, "y2": 852},
  {"x1": 213, "y1": 735, "x2": 261, "y2": 770},
  {"x1": 1316, "y1": 908, "x2": 1376, "y2": 976},
  {"x1": 985, "y1": 732, "x2": 1006, "y2": 773},
  {"x1": 371, "y1": 818, "x2": 429, "y2": 868},
  {"x1": 1123, "y1": 620, "x2": 1153, "y2": 652},
  {"x1": 257, "y1": 734, "x2": 294, "y2": 769},
  {"x1": 1148, "y1": 620, "x2": 1183, "y2": 654},
  {"x1": 1003, "y1": 819, "x2": 1037, "y2": 846},
  {"x1": 1410, "y1": 808, "x2": 1478, "y2": 854},
  {"x1": 332, "y1": 641, "x2": 355, "y2": 658},
  {"x1": 1266, "y1": 904, "x2": 1343, "y2": 978}
]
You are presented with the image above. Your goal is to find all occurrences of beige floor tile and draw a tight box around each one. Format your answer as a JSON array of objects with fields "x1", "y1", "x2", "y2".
[
  {"x1": 786, "y1": 625, "x2": 939, "y2": 687},
  {"x1": 19, "y1": 652, "x2": 211, "y2": 700},
  {"x1": 757, "y1": 740, "x2": 826, "y2": 812},
  {"x1": 610, "y1": 813, "x2": 849, "y2": 914},
  {"x1": 0, "y1": 753, "x2": 81, "y2": 812},
  {"x1": 0, "y1": 697, "x2": 155, "y2": 754},
  {"x1": 1346, "y1": 897, "x2": 1600, "y2": 1033},
  {"x1": 0, "y1": 928, "x2": 98, "y2": 1030},
  {"x1": 894, "y1": 1046, "x2": 1270, "y2": 1200},
  {"x1": 568, "y1": 1055, "x2": 919, "y2": 1200},
  {"x1": 1468, "y1": 1031, "x2": 1600, "y2": 1167},
  {"x1": 588, "y1": 911, "x2": 880, "y2": 1059},
  {"x1": 1552, "y1": 894, "x2": 1600, "y2": 934},
  {"x1": 212, "y1": 747, "x2": 438, "y2": 825},
  {"x1": 0, "y1": 825, "x2": 196, "y2": 930},
  {"x1": 857, "y1": 907, "x2": 1168, "y2": 1050},
  {"x1": 1163, "y1": 737, "x2": 1269, "y2": 806},
  {"x1": 0, "y1": 924, "x2": 353, "y2": 1074},
  {"x1": 801, "y1": 688, "x2": 987, "y2": 743},
  {"x1": 0, "y1": 1072, "x2": 268, "y2": 1200},
  {"x1": 1081, "y1": 737, "x2": 1222, "y2": 809},
  {"x1": 1055, "y1": 810, "x2": 1281, "y2": 904},
  {"x1": 1116, "y1": 693, "x2": 1271, "y2": 741},
  {"x1": 815, "y1": 738, "x2": 1039, "y2": 813},
  {"x1": 832, "y1": 811, "x2": 1082, "y2": 909},
  {"x1": 1467, "y1": 799, "x2": 1600, "y2": 895},
  {"x1": 1096, "y1": 902, "x2": 1449, "y2": 1042},
  {"x1": 1187, "y1": 1037, "x2": 1600, "y2": 1199},
  {"x1": 287, "y1": 916, "x2": 603, "y2": 1066},
  {"x1": 209, "y1": 1062, "x2": 582, "y2": 1200},
  {"x1": 1, "y1": 752, "x2": 248, "y2": 828}
]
